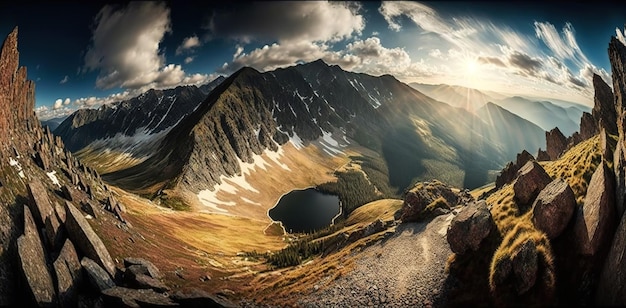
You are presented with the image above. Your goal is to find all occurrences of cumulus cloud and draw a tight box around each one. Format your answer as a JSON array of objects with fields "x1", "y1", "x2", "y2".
[
  {"x1": 59, "y1": 75, "x2": 69, "y2": 84},
  {"x1": 184, "y1": 56, "x2": 195, "y2": 64},
  {"x1": 83, "y1": 2, "x2": 208, "y2": 91},
  {"x1": 207, "y1": 1, "x2": 364, "y2": 44},
  {"x1": 53, "y1": 99, "x2": 63, "y2": 110},
  {"x1": 176, "y1": 35, "x2": 201, "y2": 55}
]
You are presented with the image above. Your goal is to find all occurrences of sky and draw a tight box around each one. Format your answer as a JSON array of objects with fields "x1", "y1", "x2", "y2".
[{"x1": 0, "y1": 1, "x2": 625, "y2": 120}]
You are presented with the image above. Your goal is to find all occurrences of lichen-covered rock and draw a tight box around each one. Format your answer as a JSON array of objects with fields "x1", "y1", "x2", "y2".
[
  {"x1": 447, "y1": 200, "x2": 494, "y2": 254},
  {"x1": 531, "y1": 178, "x2": 576, "y2": 239}
]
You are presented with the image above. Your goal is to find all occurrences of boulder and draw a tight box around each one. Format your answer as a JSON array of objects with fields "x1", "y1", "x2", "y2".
[
  {"x1": 396, "y1": 180, "x2": 459, "y2": 222},
  {"x1": 53, "y1": 240, "x2": 82, "y2": 307},
  {"x1": 65, "y1": 201, "x2": 116, "y2": 277},
  {"x1": 17, "y1": 206, "x2": 56, "y2": 306},
  {"x1": 513, "y1": 161, "x2": 552, "y2": 207},
  {"x1": 531, "y1": 179, "x2": 576, "y2": 239},
  {"x1": 101, "y1": 287, "x2": 177, "y2": 308},
  {"x1": 133, "y1": 274, "x2": 170, "y2": 293},
  {"x1": 170, "y1": 288, "x2": 238, "y2": 308},
  {"x1": 124, "y1": 257, "x2": 162, "y2": 280},
  {"x1": 81, "y1": 257, "x2": 115, "y2": 292},
  {"x1": 27, "y1": 178, "x2": 54, "y2": 226},
  {"x1": 55, "y1": 202, "x2": 66, "y2": 224},
  {"x1": 446, "y1": 200, "x2": 494, "y2": 254},
  {"x1": 546, "y1": 127, "x2": 568, "y2": 160},
  {"x1": 81, "y1": 200, "x2": 98, "y2": 219},
  {"x1": 574, "y1": 163, "x2": 617, "y2": 255}
]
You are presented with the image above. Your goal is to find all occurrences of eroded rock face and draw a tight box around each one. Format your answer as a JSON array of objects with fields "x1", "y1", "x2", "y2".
[
  {"x1": 447, "y1": 200, "x2": 494, "y2": 254},
  {"x1": 513, "y1": 161, "x2": 552, "y2": 207},
  {"x1": 574, "y1": 163, "x2": 617, "y2": 255},
  {"x1": 531, "y1": 179, "x2": 576, "y2": 239},
  {"x1": 593, "y1": 74, "x2": 617, "y2": 135},
  {"x1": 65, "y1": 201, "x2": 116, "y2": 277},
  {"x1": 545, "y1": 127, "x2": 567, "y2": 161},
  {"x1": 17, "y1": 206, "x2": 56, "y2": 306},
  {"x1": 579, "y1": 112, "x2": 597, "y2": 141}
]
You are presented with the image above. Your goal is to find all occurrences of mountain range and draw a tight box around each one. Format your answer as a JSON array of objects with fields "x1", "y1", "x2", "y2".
[
  {"x1": 409, "y1": 82, "x2": 591, "y2": 136},
  {"x1": 55, "y1": 60, "x2": 547, "y2": 214}
]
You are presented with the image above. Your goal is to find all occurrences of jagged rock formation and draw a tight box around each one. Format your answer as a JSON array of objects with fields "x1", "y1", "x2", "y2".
[
  {"x1": 545, "y1": 127, "x2": 568, "y2": 160},
  {"x1": 599, "y1": 35, "x2": 626, "y2": 306},
  {"x1": 592, "y1": 74, "x2": 617, "y2": 135},
  {"x1": 395, "y1": 180, "x2": 466, "y2": 222},
  {"x1": 580, "y1": 112, "x2": 597, "y2": 140},
  {"x1": 0, "y1": 28, "x2": 231, "y2": 307},
  {"x1": 495, "y1": 150, "x2": 535, "y2": 189}
]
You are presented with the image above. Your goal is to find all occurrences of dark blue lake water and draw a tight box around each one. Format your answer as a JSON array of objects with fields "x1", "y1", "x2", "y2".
[{"x1": 269, "y1": 188, "x2": 341, "y2": 233}]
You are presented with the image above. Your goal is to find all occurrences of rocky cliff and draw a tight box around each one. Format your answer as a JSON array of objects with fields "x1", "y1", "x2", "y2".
[{"x1": 0, "y1": 28, "x2": 230, "y2": 307}]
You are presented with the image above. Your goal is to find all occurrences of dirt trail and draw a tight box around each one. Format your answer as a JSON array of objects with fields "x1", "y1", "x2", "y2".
[{"x1": 299, "y1": 213, "x2": 455, "y2": 307}]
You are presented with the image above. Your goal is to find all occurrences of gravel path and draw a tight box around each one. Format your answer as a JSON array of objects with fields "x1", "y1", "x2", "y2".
[{"x1": 299, "y1": 213, "x2": 455, "y2": 307}]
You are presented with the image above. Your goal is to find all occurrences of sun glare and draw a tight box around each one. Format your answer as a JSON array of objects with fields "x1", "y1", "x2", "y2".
[{"x1": 466, "y1": 59, "x2": 478, "y2": 75}]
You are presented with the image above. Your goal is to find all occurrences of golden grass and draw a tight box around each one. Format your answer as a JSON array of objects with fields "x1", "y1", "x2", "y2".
[
  {"x1": 345, "y1": 199, "x2": 403, "y2": 226},
  {"x1": 471, "y1": 182, "x2": 495, "y2": 199},
  {"x1": 542, "y1": 135, "x2": 602, "y2": 206}
]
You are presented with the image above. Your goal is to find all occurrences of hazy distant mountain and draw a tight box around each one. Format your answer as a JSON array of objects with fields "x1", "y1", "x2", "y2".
[
  {"x1": 40, "y1": 115, "x2": 68, "y2": 131},
  {"x1": 493, "y1": 96, "x2": 588, "y2": 136},
  {"x1": 476, "y1": 102, "x2": 545, "y2": 155},
  {"x1": 409, "y1": 82, "x2": 495, "y2": 112}
]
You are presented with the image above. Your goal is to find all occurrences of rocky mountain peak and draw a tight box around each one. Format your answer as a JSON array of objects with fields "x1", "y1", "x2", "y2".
[
  {"x1": 592, "y1": 73, "x2": 617, "y2": 135},
  {"x1": 0, "y1": 27, "x2": 36, "y2": 149}
]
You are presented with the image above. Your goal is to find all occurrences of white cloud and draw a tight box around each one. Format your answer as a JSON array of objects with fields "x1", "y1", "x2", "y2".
[
  {"x1": 176, "y1": 35, "x2": 201, "y2": 55},
  {"x1": 207, "y1": 1, "x2": 364, "y2": 44},
  {"x1": 53, "y1": 99, "x2": 63, "y2": 110},
  {"x1": 60, "y1": 75, "x2": 69, "y2": 84},
  {"x1": 184, "y1": 56, "x2": 195, "y2": 64},
  {"x1": 64, "y1": 98, "x2": 70, "y2": 105},
  {"x1": 83, "y1": 2, "x2": 206, "y2": 91}
]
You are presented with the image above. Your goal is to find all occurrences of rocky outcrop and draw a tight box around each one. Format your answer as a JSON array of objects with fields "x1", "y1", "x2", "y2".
[
  {"x1": 513, "y1": 161, "x2": 552, "y2": 207},
  {"x1": 65, "y1": 201, "x2": 117, "y2": 277},
  {"x1": 17, "y1": 206, "x2": 56, "y2": 306},
  {"x1": 496, "y1": 150, "x2": 535, "y2": 189},
  {"x1": 574, "y1": 163, "x2": 616, "y2": 255},
  {"x1": 124, "y1": 258, "x2": 162, "y2": 280},
  {"x1": 396, "y1": 180, "x2": 466, "y2": 222},
  {"x1": 27, "y1": 178, "x2": 54, "y2": 228},
  {"x1": 615, "y1": 139, "x2": 626, "y2": 218},
  {"x1": 579, "y1": 112, "x2": 597, "y2": 141},
  {"x1": 592, "y1": 74, "x2": 617, "y2": 135},
  {"x1": 531, "y1": 178, "x2": 576, "y2": 239},
  {"x1": 545, "y1": 127, "x2": 568, "y2": 160},
  {"x1": 447, "y1": 200, "x2": 494, "y2": 254},
  {"x1": 537, "y1": 148, "x2": 550, "y2": 161}
]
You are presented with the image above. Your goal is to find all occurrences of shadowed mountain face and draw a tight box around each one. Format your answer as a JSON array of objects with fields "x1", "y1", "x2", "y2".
[{"x1": 100, "y1": 60, "x2": 545, "y2": 195}]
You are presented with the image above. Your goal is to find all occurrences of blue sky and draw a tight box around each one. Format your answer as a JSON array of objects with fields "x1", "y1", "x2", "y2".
[{"x1": 0, "y1": 1, "x2": 624, "y2": 120}]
